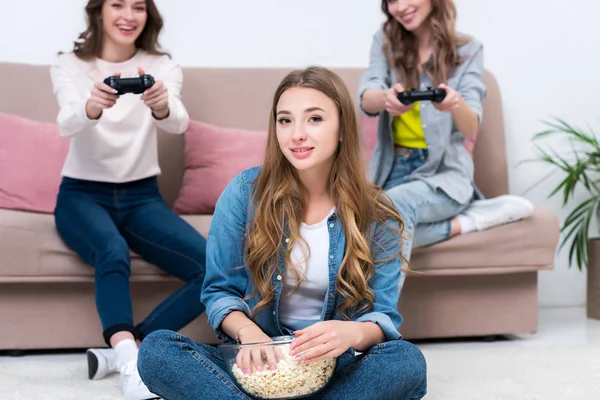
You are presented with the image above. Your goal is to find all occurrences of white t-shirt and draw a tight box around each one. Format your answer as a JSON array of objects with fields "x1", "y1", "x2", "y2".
[
  {"x1": 50, "y1": 50, "x2": 190, "y2": 183},
  {"x1": 279, "y1": 208, "x2": 335, "y2": 327}
]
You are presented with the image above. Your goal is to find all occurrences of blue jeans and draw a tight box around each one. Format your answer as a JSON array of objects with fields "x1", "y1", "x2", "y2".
[
  {"x1": 137, "y1": 330, "x2": 427, "y2": 400},
  {"x1": 54, "y1": 176, "x2": 207, "y2": 345},
  {"x1": 383, "y1": 149, "x2": 471, "y2": 260}
]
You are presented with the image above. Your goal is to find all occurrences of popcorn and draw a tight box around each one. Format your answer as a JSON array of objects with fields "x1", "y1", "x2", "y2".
[{"x1": 231, "y1": 343, "x2": 336, "y2": 399}]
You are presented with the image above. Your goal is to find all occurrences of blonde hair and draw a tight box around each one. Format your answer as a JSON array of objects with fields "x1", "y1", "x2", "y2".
[{"x1": 245, "y1": 66, "x2": 408, "y2": 319}]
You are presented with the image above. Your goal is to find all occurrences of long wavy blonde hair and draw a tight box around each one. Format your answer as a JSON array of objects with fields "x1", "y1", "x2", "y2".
[
  {"x1": 381, "y1": 0, "x2": 469, "y2": 89},
  {"x1": 246, "y1": 66, "x2": 407, "y2": 320}
]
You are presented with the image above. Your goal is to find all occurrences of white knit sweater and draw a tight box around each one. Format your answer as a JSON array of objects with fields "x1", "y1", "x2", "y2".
[{"x1": 50, "y1": 50, "x2": 189, "y2": 183}]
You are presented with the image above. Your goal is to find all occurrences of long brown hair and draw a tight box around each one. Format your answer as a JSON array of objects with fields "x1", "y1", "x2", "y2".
[
  {"x1": 70, "y1": 0, "x2": 168, "y2": 60},
  {"x1": 381, "y1": 0, "x2": 469, "y2": 89},
  {"x1": 246, "y1": 66, "x2": 408, "y2": 320}
]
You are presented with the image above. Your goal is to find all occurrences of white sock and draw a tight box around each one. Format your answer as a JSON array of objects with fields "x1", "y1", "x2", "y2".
[
  {"x1": 456, "y1": 213, "x2": 477, "y2": 234},
  {"x1": 113, "y1": 339, "x2": 138, "y2": 371}
]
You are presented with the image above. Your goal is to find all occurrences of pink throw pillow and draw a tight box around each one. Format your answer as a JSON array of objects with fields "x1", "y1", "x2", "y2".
[
  {"x1": 358, "y1": 113, "x2": 378, "y2": 164},
  {"x1": 173, "y1": 120, "x2": 267, "y2": 215},
  {"x1": 0, "y1": 112, "x2": 69, "y2": 213}
]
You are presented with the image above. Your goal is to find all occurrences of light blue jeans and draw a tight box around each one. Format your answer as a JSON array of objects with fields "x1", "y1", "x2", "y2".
[
  {"x1": 383, "y1": 149, "x2": 471, "y2": 261},
  {"x1": 138, "y1": 330, "x2": 427, "y2": 400}
]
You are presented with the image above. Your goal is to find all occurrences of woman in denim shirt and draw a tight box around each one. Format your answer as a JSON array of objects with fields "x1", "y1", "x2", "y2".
[
  {"x1": 359, "y1": 0, "x2": 533, "y2": 267},
  {"x1": 137, "y1": 67, "x2": 427, "y2": 399}
]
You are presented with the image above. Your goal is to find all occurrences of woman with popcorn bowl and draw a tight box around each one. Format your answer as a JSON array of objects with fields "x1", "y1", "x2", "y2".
[{"x1": 137, "y1": 66, "x2": 427, "y2": 400}]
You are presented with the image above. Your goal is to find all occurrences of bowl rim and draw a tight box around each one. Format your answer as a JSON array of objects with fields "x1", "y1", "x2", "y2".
[{"x1": 218, "y1": 335, "x2": 296, "y2": 349}]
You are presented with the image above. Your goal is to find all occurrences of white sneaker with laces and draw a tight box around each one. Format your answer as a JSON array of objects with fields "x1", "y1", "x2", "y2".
[
  {"x1": 463, "y1": 195, "x2": 534, "y2": 231},
  {"x1": 119, "y1": 359, "x2": 161, "y2": 400},
  {"x1": 87, "y1": 348, "x2": 117, "y2": 380}
]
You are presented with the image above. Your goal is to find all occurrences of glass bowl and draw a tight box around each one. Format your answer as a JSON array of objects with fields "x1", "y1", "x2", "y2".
[{"x1": 218, "y1": 335, "x2": 337, "y2": 399}]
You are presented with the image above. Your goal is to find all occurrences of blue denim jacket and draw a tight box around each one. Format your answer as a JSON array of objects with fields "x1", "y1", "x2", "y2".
[
  {"x1": 358, "y1": 28, "x2": 487, "y2": 204},
  {"x1": 201, "y1": 167, "x2": 404, "y2": 343}
]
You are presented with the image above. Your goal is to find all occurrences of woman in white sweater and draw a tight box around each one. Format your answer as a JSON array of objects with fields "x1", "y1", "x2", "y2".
[{"x1": 50, "y1": 1, "x2": 205, "y2": 399}]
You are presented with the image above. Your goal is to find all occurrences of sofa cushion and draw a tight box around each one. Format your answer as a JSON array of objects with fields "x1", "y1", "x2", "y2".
[
  {"x1": 410, "y1": 206, "x2": 559, "y2": 274},
  {"x1": 173, "y1": 120, "x2": 267, "y2": 215},
  {"x1": 0, "y1": 113, "x2": 68, "y2": 214},
  {"x1": 183, "y1": 208, "x2": 556, "y2": 275},
  {"x1": 0, "y1": 209, "x2": 213, "y2": 281},
  {"x1": 0, "y1": 206, "x2": 556, "y2": 281}
]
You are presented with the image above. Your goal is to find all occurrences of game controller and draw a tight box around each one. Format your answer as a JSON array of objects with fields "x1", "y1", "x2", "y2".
[
  {"x1": 397, "y1": 87, "x2": 447, "y2": 105},
  {"x1": 103, "y1": 74, "x2": 155, "y2": 95}
]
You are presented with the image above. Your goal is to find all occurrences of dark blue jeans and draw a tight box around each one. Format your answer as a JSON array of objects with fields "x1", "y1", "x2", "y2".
[
  {"x1": 137, "y1": 330, "x2": 427, "y2": 400},
  {"x1": 54, "y1": 176, "x2": 207, "y2": 345}
]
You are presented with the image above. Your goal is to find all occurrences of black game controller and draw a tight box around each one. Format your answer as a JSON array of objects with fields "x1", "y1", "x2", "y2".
[
  {"x1": 397, "y1": 87, "x2": 447, "y2": 105},
  {"x1": 104, "y1": 74, "x2": 155, "y2": 95}
]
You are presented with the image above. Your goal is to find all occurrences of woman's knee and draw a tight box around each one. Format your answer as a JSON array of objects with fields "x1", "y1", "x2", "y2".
[
  {"x1": 101, "y1": 235, "x2": 129, "y2": 257},
  {"x1": 385, "y1": 186, "x2": 420, "y2": 224},
  {"x1": 54, "y1": 198, "x2": 130, "y2": 267},
  {"x1": 57, "y1": 226, "x2": 130, "y2": 271},
  {"x1": 166, "y1": 227, "x2": 207, "y2": 281},
  {"x1": 138, "y1": 329, "x2": 179, "y2": 382},
  {"x1": 404, "y1": 341, "x2": 427, "y2": 383},
  {"x1": 378, "y1": 340, "x2": 427, "y2": 389},
  {"x1": 94, "y1": 236, "x2": 131, "y2": 272},
  {"x1": 139, "y1": 329, "x2": 177, "y2": 358},
  {"x1": 181, "y1": 232, "x2": 207, "y2": 266},
  {"x1": 183, "y1": 251, "x2": 207, "y2": 283}
]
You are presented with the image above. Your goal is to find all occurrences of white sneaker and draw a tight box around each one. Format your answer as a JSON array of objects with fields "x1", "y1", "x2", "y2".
[
  {"x1": 463, "y1": 195, "x2": 534, "y2": 231},
  {"x1": 87, "y1": 348, "x2": 117, "y2": 380},
  {"x1": 118, "y1": 359, "x2": 161, "y2": 400}
]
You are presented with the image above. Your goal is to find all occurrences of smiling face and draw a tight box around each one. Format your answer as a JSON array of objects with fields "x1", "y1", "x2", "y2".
[
  {"x1": 387, "y1": 0, "x2": 433, "y2": 32},
  {"x1": 275, "y1": 87, "x2": 341, "y2": 175},
  {"x1": 101, "y1": 0, "x2": 148, "y2": 49}
]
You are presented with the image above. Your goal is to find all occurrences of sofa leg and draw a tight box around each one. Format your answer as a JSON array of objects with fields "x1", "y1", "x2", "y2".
[{"x1": 7, "y1": 350, "x2": 25, "y2": 357}]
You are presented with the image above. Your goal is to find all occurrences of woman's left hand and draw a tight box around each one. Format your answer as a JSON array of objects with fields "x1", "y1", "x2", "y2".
[
  {"x1": 290, "y1": 321, "x2": 358, "y2": 363},
  {"x1": 433, "y1": 83, "x2": 463, "y2": 113},
  {"x1": 138, "y1": 67, "x2": 170, "y2": 118}
]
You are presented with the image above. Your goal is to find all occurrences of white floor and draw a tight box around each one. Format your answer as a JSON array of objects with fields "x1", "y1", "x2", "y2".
[
  {"x1": 1, "y1": 307, "x2": 599, "y2": 399},
  {"x1": 417, "y1": 307, "x2": 600, "y2": 399}
]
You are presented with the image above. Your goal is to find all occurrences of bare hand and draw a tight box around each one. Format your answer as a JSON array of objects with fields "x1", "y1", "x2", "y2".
[
  {"x1": 85, "y1": 73, "x2": 120, "y2": 119},
  {"x1": 385, "y1": 83, "x2": 414, "y2": 116},
  {"x1": 290, "y1": 321, "x2": 358, "y2": 363},
  {"x1": 236, "y1": 325, "x2": 285, "y2": 375},
  {"x1": 433, "y1": 83, "x2": 463, "y2": 112},
  {"x1": 138, "y1": 67, "x2": 169, "y2": 118}
]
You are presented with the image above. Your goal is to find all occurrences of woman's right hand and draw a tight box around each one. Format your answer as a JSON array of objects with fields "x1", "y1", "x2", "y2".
[
  {"x1": 85, "y1": 74, "x2": 120, "y2": 120},
  {"x1": 385, "y1": 83, "x2": 414, "y2": 116},
  {"x1": 236, "y1": 325, "x2": 285, "y2": 374}
]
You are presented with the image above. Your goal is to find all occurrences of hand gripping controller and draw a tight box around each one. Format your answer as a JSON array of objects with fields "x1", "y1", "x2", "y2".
[
  {"x1": 103, "y1": 74, "x2": 155, "y2": 95},
  {"x1": 397, "y1": 87, "x2": 447, "y2": 105}
]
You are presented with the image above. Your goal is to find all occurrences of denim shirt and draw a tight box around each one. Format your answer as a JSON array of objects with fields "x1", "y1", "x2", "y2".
[
  {"x1": 358, "y1": 28, "x2": 487, "y2": 204},
  {"x1": 201, "y1": 166, "x2": 404, "y2": 343}
]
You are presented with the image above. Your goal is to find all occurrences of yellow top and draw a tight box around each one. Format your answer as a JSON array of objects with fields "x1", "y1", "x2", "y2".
[{"x1": 391, "y1": 101, "x2": 427, "y2": 149}]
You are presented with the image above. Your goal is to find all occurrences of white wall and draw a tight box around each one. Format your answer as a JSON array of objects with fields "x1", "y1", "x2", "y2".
[
  {"x1": 453, "y1": 0, "x2": 600, "y2": 308},
  {"x1": 2, "y1": 0, "x2": 599, "y2": 307}
]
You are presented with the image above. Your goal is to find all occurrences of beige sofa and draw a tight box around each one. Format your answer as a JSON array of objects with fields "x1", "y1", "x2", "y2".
[{"x1": 0, "y1": 62, "x2": 559, "y2": 351}]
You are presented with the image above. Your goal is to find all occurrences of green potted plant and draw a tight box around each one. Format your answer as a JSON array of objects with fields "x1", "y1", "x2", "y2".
[{"x1": 528, "y1": 117, "x2": 599, "y2": 319}]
